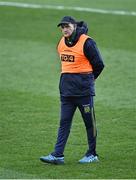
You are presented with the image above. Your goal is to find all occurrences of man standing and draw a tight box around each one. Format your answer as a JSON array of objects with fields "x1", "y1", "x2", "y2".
[{"x1": 40, "y1": 16, "x2": 104, "y2": 164}]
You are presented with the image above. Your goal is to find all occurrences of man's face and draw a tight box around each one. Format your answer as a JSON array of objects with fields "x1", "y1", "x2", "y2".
[{"x1": 60, "y1": 23, "x2": 76, "y2": 38}]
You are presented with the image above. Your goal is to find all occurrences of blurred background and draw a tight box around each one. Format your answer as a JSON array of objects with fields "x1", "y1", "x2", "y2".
[{"x1": 0, "y1": 0, "x2": 135, "y2": 178}]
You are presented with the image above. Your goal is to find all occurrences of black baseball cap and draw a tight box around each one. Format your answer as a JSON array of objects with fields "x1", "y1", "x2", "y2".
[{"x1": 57, "y1": 16, "x2": 77, "y2": 27}]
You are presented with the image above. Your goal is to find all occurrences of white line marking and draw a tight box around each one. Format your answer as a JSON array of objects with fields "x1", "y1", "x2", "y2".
[{"x1": 0, "y1": 1, "x2": 136, "y2": 16}]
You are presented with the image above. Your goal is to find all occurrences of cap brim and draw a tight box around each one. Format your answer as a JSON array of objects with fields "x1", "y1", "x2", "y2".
[{"x1": 57, "y1": 21, "x2": 71, "y2": 27}]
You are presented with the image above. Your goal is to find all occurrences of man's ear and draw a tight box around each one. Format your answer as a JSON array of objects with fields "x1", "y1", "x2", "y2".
[{"x1": 74, "y1": 24, "x2": 77, "y2": 30}]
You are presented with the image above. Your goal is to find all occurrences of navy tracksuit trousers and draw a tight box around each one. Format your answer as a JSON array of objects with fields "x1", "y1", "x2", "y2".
[{"x1": 52, "y1": 95, "x2": 97, "y2": 157}]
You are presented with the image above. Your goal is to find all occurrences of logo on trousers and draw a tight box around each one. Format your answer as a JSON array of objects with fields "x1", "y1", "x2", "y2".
[{"x1": 83, "y1": 104, "x2": 91, "y2": 113}]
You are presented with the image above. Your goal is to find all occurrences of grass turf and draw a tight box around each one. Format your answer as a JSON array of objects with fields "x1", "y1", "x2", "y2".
[{"x1": 0, "y1": 0, "x2": 136, "y2": 178}]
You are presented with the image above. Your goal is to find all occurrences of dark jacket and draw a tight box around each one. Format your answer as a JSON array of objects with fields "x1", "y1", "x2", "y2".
[{"x1": 59, "y1": 21, "x2": 104, "y2": 97}]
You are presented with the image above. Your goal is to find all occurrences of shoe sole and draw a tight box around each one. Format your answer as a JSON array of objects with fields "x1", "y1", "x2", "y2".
[
  {"x1": 79, "y1": 159, "x2": 99, "y2": 164},
  {"x1": 40, "y1": 158, "x2": 64, "y2": 165}
]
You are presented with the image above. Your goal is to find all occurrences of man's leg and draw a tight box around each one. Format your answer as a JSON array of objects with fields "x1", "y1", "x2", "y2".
[
  {"x1": 78, "y1": 96, "x2": 97, "y2": 156},
  {"x1": 52, "y1": 96, "x2": 77, "y2": 157}
]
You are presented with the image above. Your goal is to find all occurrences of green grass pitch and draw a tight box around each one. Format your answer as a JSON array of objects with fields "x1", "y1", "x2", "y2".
[{"x1": 0, "y1": 0, "x2": 136, "y2": 178}]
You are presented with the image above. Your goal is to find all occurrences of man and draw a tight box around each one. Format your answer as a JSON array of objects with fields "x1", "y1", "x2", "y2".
[{"x1": 40, "y1": 16, "x2": 104, "y2": 164}]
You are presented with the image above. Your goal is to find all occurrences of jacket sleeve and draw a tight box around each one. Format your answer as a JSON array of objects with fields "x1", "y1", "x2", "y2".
[{"x1": 83, "y1": 38, "x2": 104, "y2": 79}]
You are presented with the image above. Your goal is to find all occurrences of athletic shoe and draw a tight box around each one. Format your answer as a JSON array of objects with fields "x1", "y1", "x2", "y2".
[
  {"x1": 79, "y1": 154, "x2": 99, "y2": 163},
  {"x1": 40, "y1": 154, "x2": 64, "y2": 165}
]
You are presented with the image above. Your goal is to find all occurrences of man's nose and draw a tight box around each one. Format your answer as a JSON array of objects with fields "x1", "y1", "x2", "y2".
[{"x1": 63, "y1": 27, "x2": 68, "y2": 30}]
